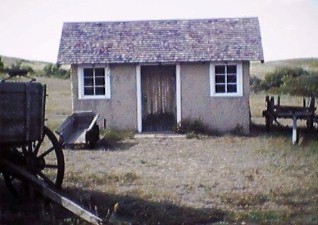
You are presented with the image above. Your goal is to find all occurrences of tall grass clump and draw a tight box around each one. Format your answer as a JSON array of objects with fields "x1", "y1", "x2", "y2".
[
  {"x1": 173, "y1": 118, "x2": 213, "y2": 138},
  {"x1": 100, "y1": 129, "x2": 134, "y2": 146}
]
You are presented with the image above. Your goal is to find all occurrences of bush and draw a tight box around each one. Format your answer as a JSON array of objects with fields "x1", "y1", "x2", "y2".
[
  {"x1": 0, "y1": 57, "x2": 4, "y2": 70},
  {"x1": 0, "y1": 57, "x2": 4, "y2": 77},
  {"x1": 100, "y1": 129, "x2": 134, "y2": 146},
  {"x1": 280, "y1": 72, "x2": 318, "y2": 96},
  {"x1": 263, "y1": 67, "x2": 309, "y2": 91},
  {"x1": 256, "y1": 67, "x2": 318, "y2": 96},
  {"x1": 250, "y1": 76, "x2": 263, "y2": 93},
  {"x1": 42, "y1": 63, "x2": 70, "y2": 78},
  {"x1": 5, "y1": 60, "x2": 35, "y2": 75},
  {"x1": 174, "y1": 118, "x2": 207, "y2": 135}
]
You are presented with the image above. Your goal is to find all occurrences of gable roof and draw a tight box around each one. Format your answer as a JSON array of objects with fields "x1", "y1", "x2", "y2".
[{"x1": 57, "y1": 17, "x2": 264, "y2": 64}]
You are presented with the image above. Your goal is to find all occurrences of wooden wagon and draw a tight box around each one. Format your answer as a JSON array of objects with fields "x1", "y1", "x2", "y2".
[
  {"x1": 262, "y1": 95, "x2": 316, "y2": 144},
  {"x1": 0, "y1": 70, "x2": 103, "y2": 225},
  {"x1": 0, "y1": 79, "x2": 65, "y2": 193}
]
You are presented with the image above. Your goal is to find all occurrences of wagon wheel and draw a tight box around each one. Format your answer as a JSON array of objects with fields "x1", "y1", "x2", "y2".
[{"x1": 3, "y1": 126, "x2": 64, "y2": 196}]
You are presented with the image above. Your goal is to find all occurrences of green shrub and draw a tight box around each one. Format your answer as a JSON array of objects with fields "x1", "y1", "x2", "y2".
[
  {"x1": 174, "y1": 118, "x2": 207, "y2": 135},
  {"x1": 250, "y1": 76, "x2": 263, "y2": 93},
  {"x1": 0, "y1": 57, "x2": 4, "y2": 70},
  {"x1": 256, "y1": 67, "x2": 318, "y2": 96},
  {"x1": 280, "y1": 72, "x2": 318, "y2": 96},
  {"x1": 100, "y1": 129, "x2": 134, "y2": 146},
  {"x1": 263, "y1": 67, "x2": 309, "y2": 91},
  {"x1": 42, "y1": 63, "x2": 70, "y2": 78}
]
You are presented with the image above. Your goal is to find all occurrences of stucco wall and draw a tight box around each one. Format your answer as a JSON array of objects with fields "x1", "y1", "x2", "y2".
[
  {"x1": 181, "y1": 62, "x2": 251, "y2": 134},
  {"x1": 71, "y1": 64, "x2": 137, "y2": 130},
  {"x1": 71, "y1": 61, "x2": 251, "y2": 133}
]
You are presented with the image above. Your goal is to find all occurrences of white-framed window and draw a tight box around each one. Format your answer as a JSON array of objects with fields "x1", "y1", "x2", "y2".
[
  {"x1": 210, "y1": 62, "x2": 243, "y2": 97},
  {"x1": 78, "y1": 65, "x2": 111, "y2": 99}
]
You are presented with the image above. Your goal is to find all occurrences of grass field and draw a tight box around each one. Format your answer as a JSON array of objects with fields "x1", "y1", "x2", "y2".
[
  {"x1": 0, "y1": 60, "x2": 318, "y2": 225},
  {"x1": 251, "y1": 58, "x2": 318, "y2": 80}
]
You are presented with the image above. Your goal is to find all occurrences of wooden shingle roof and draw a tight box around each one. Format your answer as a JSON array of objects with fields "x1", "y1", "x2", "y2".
[{"x1": 57, "y1": 17, "x2": 264, "y2": 64}]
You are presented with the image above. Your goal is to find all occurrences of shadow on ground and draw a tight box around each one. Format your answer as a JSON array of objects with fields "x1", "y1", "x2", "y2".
[
  {"x1": 0, "y1": 182, "x2": 226, "y2": 225},
  {"x1": 251, "y1": 123, "x2": 318, "y2": 141}
]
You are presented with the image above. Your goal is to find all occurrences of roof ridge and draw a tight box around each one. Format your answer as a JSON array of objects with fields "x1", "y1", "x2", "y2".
[{"x1": 62, "y1": 17, "x2": 259, "y2": 25}]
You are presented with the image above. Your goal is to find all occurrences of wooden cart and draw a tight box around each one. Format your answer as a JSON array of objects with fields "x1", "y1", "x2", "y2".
[
  {"x1": 0, "y1": 77, "x2": 65, "y2": 193},
  {"x1": 0, "y1": 70, "x2": 103, "y2": 225},
  {"x1": 56, "y1": 111, "x2": 100, "y2": 148},
  {"x1": 262, "y1": 95, "x2": 316, "y2": 144}
]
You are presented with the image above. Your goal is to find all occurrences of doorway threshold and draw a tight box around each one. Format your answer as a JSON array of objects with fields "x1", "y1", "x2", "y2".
[{"x1": 134, "y1": 132, "x2": 186, "y2": 139}]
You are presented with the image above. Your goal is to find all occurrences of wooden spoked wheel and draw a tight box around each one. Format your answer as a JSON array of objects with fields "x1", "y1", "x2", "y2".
[{"x1": 2, "y1": 126, "x2": 64, "y2": 196}]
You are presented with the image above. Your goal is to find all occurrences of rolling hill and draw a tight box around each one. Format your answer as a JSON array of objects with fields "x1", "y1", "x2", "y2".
[
  {"x1": 251, "y1": 58, "x2": 318, "y2": 79},
  {"x1": 1, "y1": 54, "x2": 318, "y2": 80},
  {"x1": 0, "y1": 55, "x2": 50, "y2": 70}
]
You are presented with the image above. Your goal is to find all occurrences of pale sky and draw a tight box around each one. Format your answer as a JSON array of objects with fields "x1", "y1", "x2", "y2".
[{"x1": 0, "y1": 0, "x2": 317, "y2": 63}]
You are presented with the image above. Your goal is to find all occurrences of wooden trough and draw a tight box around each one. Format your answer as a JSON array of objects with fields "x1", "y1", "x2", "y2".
[
  {"x1": 56, "y1": 111, "x2": 100, "y2": 148},
  {"x1": 262, "y1": 95, "x2": 317, "y2": 144}
]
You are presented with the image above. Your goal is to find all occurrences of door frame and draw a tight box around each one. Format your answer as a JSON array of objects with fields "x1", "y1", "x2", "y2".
[{"x1": 136, "y1": 64, "x2": 181, "y2": 132}]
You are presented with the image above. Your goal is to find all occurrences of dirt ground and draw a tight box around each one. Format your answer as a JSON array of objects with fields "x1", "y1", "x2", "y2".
[
  {"x1": 0, "y1": 129, "x2": 317, "y2": 224},
  {"x1": 59, "y1": 129, "x2": 317, "y2": 224}
]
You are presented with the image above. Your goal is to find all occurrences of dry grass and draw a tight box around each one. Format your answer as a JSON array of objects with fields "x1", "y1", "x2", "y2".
[
  {"x1": 1, "y1": 77, "x2": 318, "y2": 224},
  {"x1": 57, "y1": 134, "x2": 318, "y2": 224},
  {"x1": 37, "y1": 77, "x2": 72, "y2": 130}
]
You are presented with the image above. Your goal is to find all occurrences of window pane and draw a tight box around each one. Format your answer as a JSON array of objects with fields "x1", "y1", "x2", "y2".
[
  {"x1": 227, "y1": 75, "x2": 237, "y2": 83},
  {"x1": 82, "y1": 67, "x2": 108, "y2": 97},
  {"x1": 84, "y1": 77, "x2": 93, "y2": 86},
  {"x1": 84, "y1": 87, "x2": 94, "y2": 95},
  {"x1": 227, "y1": 84, "x2": 237, "y2": 93},
  {"x1": 95, "y1": 87, "x2": 105, "y2": 95},
  {"x1": 216, "y1": 84, "x2": 225, "y2": 93},
  {"x1": 83, "y1": 68, "x2": 93, "y2": 77},
  {"x1": 215, "y1": 75, "x2": 225, "y2": 83},
  {"x1": 95, "y1": 68, "x2": 105, "y2": 77},
  {"x1": 215, "y1": 66, "x2": 225, "y2": 74},
  {"x1": 95, "y1": 77, "x2": 105, "y2": 86},
  {"x1": 227, "y1": 65, "x2": 237, "y2": 74}
]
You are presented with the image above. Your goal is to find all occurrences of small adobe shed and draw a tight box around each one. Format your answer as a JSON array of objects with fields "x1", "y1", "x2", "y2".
[{"x1": 57, "y1": 17, "x2": 264, "y2": 134}]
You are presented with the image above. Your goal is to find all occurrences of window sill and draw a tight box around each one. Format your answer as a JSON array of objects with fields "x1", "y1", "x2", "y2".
[
  {"x1": 79, "y1": 96, "x2": 111, "y2": 100},
  {"x1": 210, "y1": 93, "x2": 243, "y2": 97}
]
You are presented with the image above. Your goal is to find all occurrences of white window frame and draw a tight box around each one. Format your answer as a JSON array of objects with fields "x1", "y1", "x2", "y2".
[
  {"x1": 209, "y1": 62, "x2": 243, "y2": 97},
  {"x1": 78, "y1": 64, "x2": 111, "y2": 99}
]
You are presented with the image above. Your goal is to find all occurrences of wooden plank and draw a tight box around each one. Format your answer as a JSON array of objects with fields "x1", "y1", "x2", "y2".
[
  {"x1": 292, "y1": 116, "x2": 298, "y2": 145},
  {"x1": 0, "y1": 82, "x2": 45, "y2": 143},
  {"x1": 0, "y1": 159, "x2": 104, "y2": 225},
  {"x1": 56, "y1": 112, "x2": 100, "y2": 146}
]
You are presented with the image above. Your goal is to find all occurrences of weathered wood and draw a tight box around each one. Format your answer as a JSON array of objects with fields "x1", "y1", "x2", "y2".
[
  {"x1": 264, "y1": 96, "x2": 274, "y2": 131},
  {"x1": 263, "y1": 96, "x2": 317, "y2": 122},
  {"x1": 0, "y1": 158, "x2": 104, "y2": 225},
  {"x1": 263, "y1": 95, "x2": 318, "y2": 143},
  {"x1": 0, "y1": 82, "x2": 46, "y2": 143},
  {"x1": 292, "y1": 116, "x2": 298, "y2": 145},
  {"x1": 56, "y1": 111, "x2": 100, "y2": 147}
]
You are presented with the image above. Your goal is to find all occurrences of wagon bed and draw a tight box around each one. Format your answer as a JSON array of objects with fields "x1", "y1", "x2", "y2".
[
  {"x1": 0, "y1": 82, "x2": 46, "y2": 144},
  {"x1": 56, "y1": 111, "x2": 100, "y2": 148}
]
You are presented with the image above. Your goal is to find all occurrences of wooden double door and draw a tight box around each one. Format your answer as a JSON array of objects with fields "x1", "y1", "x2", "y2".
[{"x1": 141, "y1": 65, "x2": 176, "y2": 132}]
